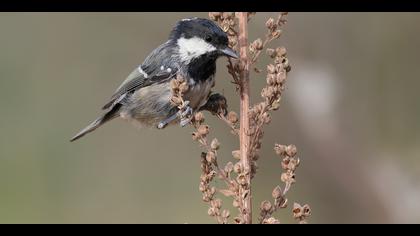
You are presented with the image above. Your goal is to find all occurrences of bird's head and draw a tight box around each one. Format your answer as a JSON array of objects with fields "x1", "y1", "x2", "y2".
[{"x1": 169, "y1": 17, "x2": 238, "y2": 63}]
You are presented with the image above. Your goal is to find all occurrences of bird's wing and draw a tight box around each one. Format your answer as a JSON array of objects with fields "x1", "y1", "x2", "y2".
[
  {"x1": 102, "y1": 41, "x2": 179, "y2": 110},
  {"x1": 102, "y1": 65, "x2": 178, "y2": 110}
]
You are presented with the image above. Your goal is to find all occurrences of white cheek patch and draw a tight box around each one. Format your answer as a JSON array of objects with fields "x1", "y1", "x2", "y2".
[{"x1": 177, "y1": 37, "x2": 216, "y2": 63}]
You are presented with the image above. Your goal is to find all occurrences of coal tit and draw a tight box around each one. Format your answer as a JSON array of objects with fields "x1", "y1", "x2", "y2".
[{"x1": 71, "y1": 17, "x2": 238, "y2": 142}]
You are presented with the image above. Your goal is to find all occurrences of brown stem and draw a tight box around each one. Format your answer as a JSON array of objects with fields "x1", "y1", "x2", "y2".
[{"x1": 237, "y1": 12, "x2": 252, "y2": 224}]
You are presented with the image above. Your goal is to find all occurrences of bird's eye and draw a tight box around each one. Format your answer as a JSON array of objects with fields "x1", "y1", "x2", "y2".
[{"x1": 205, "y1": 36, "x2": 212, "y2": 42}]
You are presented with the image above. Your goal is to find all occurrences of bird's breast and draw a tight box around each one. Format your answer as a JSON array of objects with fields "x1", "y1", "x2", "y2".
[{"x1": 184, "y1": 75, "x2": 215, "y2": 110}]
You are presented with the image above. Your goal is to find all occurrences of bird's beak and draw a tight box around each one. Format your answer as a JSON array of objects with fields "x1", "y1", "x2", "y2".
[{"x1": 220, "y1": 47, "x2": 239, "y2": 59}]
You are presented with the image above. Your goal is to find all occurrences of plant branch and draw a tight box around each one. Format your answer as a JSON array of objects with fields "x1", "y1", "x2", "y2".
[
  {"x1": 237, "y1": 12, "x2": 252, "y2": 224},
  {"x1": 204, "y1": 12, "x2": 311, "y2": 224}
]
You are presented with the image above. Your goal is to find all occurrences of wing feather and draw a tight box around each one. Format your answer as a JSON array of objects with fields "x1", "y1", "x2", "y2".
[
  {"x1": 102, "y1": 41, "x2": 179, "y2": 110},
  {"x1": 102, "y1": 66, "x2": 177, "y2": 110}
]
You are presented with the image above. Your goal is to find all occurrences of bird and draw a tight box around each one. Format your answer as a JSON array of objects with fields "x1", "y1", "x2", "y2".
[{"x1": 70, "y1": 17, "x2": 238, "y2": 142}]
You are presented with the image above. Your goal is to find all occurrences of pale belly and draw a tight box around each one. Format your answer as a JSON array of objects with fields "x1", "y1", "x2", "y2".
[
  {"x1": 120, "y1": 77, "x2": 214, "y2": 127},
  {"x1": 183, "y1": 77, "x2": 214, "y2": 110}
]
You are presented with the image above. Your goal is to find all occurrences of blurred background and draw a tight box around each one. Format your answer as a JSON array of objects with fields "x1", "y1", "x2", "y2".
[{"x1": 0, "y1": 12, "x2": 419, "y2": 223}]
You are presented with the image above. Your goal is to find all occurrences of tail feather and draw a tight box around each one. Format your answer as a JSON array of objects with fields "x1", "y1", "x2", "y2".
[
  {"x1": 70, "y1": 106, "x2": 120, "y2": 142},
  {"x1": 70, "y1": 117, "x2": 103, "y2": 142}
]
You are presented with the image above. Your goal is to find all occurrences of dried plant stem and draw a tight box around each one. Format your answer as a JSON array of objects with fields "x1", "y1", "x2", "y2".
[
  {"x1": 203, "y1": 12, "x2": 311, "y2": 224},
  {"x1": 237, "y1": 12, "x2": 252, "y2": 224}
]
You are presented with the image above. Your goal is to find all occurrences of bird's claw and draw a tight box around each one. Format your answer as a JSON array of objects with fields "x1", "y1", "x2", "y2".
[
  {"x1": 157, "y1": 113, "x2": 178, "y2": 129},
  {"x1": 157, "y1": 101, "x2": 194, "y2": 129},
  {"x1": 178, "y1": 105, "x2": 193, "y2": 127}
]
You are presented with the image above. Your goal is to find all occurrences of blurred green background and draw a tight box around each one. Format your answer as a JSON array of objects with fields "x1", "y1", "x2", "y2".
[{"x1": 0, "y1": 12, "x2": 419, "y2": 223}]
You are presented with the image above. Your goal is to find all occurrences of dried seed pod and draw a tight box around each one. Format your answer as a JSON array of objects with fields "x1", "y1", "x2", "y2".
[
  {"x1": 276, "y1": 46, "x2": 287, "y2": 56},
  {"x1": 210, "y1": 186, "x2": 216, "y2": 196},
  {"x1": 228, "y1": 19, "x2": 235, "y2": 27},
  {"x1": 286, "y1": 144, "x2": 297, "y2": 157},
  {"x1": 233, "y1": 216, "x2": 244, "y2": 224},
  {"x1": 206, "y1": 151, "x2": 216, "y2": 164},
  {"x1": 192, "y1": 132, "x2": 201, "y2": 141},
  {"x1": 260, "y1": 200, "x2": 273, "y2": 212},
  {"x1": 194, "y1": 112, "x2": 205, "y2": 123},
  {"x1": 170, "y1": 77, "x2": 180, "y2": 87},
  {"x1": 176, "y1": 74, "x2": 185, "y2": 83},
  {"x1": 292, "y1": 203, "x2": 303, "y2": 218},
  {"x1": 232, "y1": 199, "x2": 240, "y2": 208},
  {"x1": 202, "y1": 195, "x2": 210, "y2": 202},
  {"x1": 209, "y1": 170, "x2": 217, "y2": 179},
  {"x1": 213, "y1": 198, "x2": 222, "y2": 209},
  {"x1": 221, "y1": 22, "x2": 230, "y2": 32},
  {"x1": 233, "y1": 162, "x2": 243, "y2": 173},
  {"x1": 254, "y1": 38, "x2": 263, "y2": 50},
  {"x1": 249, "y1": 45, "x2": 256, "y2": 55},
  {"x1": 265, "y1": 17, "x2": 275, "y2": 30},
  {"x1": 228, "y1": 37, "x2": 238, "y2": 49},
  {"x1": 276, "y1": 71, "x2": 286, "y2": 84},
  {"x1": 281, "y1": 172, "x2": 296, "y2": 184},
  {"x1": 283, "y1": 58, "x2": 290, "y2": 69},
  {"x1": 272, "y1": 185, "x2": 283, "y2": 199},
  {"x1": 302, "y1": 204, "x2": 312, "y2": 217},
  {"x1": 285, "y1": 64, "x2": 292, "y2": 73},
  {"x1": 224, "y1": 162, "x2": 234, "y2": 173},
  {"x1": 280, "y1": 198, "x2": 288, "y2": 208},
  {"x1": 281, "y1": 157, "x2": 290, "y2": 170},
  {"x1": 222, "y1": 12, "x2": 234, "y2": 19},
  {"x1": 209, "y1": 12, "x2": 221, "y2": 20},
  {"x1": 274, "y1": 144, "x2": 287, "y2": 156},
  {"x1": 251, "y1": 161, "x2": 258, "y2": 174},
  {"x1": 232, "y1": 150, "x2": 241, "y2": 159},
  {"x1": 221, "y1": 209, "x2": 230, "y2": 219},
  {"x1": 247, "y1": 12, "x2": 256, "y2": 20},
  {"x1": 271, "y1": 98, "x2": 281, "y2": 110},
  {"x1": 287, "y1": 158, "x2": 300, "y2": 171},
  {"x1": 227, "y1": 111, "x2": 238, "y2": 124},
  {"x1": 266, "y1": 48, "x2": 276, "y2": 58},
  {"x1": 197, "y1": 125, "x2": 209, "y2": 136},
  {"x1": 179, "y1": 84, "x2": 188, "y2": 94},
  {"x1": 275, "y1": 63, "x2": 284, "y2": 72},
  {"x1": 170, "y1": 96, "x2": 183, "y2": 106},
  {"x1": 261, "y1": 87, "x2": 270, "y2": 98},
  {"x1": 210, "y1": 138, "x2": 220, "y2": 150},
  {"x1": 272, "y1": 29, "x2": 282, "y2": 39},
  {"x1": 251, "y1": 152, "x2": 260, "y2": 161},
  {"x1": 267, "y1": 64, "x2": 276, "y2": 74},
  {"x1": 263, "y1": 217, "x2": 280, "y2": 224},
  {"x1": 237, "y1": 174, "x2": 247, "y2": 186},
  {"x1": 261, "y1": 112, "x2": 271, "y2": 124},
  {"x1": 208, "y1": 207, "x2": 216, "y2": 216}
]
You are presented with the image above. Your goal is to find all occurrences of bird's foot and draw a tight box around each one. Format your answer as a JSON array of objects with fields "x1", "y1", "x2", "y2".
[
  {"x1": 178, "y1": 104, "x2": 193, "y2": 127},
  {"x1": 158, "y1": 101, "x2": 194, "y2": 129},
  {"x1": 157, "y1": 113, "x2": 178, "y2": 129}
]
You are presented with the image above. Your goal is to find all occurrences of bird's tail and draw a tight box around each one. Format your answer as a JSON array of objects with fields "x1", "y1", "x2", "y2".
[{"x1": 70, "y1": 107, "x2": 120, "y2": 142}]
